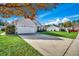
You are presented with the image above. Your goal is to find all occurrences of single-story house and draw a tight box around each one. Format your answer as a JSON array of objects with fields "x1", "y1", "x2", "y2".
[
  {"x1": 74, "y1": 26, "x2": 79, "y2": 31},
  {"x1": 12, "y1": 17, "x2": 45, "y2": 34},
  {"x1": 47, "y1": 25, "x2": 61, "y2": 31},
  {"x1": 64, "y1": 26, "x2": 79, "y2": 32}
]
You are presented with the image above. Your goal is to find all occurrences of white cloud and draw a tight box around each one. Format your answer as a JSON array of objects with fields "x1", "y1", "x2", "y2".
[
  {"x1": 65, "y1": 14, "x2": 79, "y2": 18},
  {"x1": 42, "y1": 14, "x2": 79, "y2": 25},
  {"x1": 56, "y1": 18, "x2": 61, "y2": 23},
  {"x1": 44, "y1": 21, "x2": 55, "y2": 25},
  {"x1": 62, "y1": 17, "x2": 70, "y2": 23},
  {"x1": 44, "y1": 18, "x2": 61, "y2": 25},
  {"x1": 44, "y1": 17, "x2": 71, "y2": 25},
  {"x1": 38, "y1": 12, "x2": 50, "y2": 18}
]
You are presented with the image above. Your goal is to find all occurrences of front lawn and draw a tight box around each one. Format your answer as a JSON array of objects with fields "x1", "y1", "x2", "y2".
[
  {"x1": 0, "y1": 35, "x2": 42, "y2": 56},
  {"x1": 40, "y1": 31, "x2": 78, "y2": 39},
  {"x1": 0, "y1": 30, "x2": 3, "y2": 34}
]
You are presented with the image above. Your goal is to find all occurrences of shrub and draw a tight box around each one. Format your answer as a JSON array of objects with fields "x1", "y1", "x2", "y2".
[
  {"x1": 0, "y1": 22, "x2": 5, "y2": 26},
  {"x1": 5, "y1": 25, "x2": 16, "y2": 34},
  {"x1": 1, "y1": 28, "x2": 5, "y2": 31},
  {"x1": 60, "y1": 29, "x2": 66, "y2": 32}
]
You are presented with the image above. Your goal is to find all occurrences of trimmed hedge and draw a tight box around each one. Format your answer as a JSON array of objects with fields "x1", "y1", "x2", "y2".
[
  {"x1": 5, "y1": 25, "x2": 16, "y2": 34},
  {"x1": 1, "y1": 28, "x2": 5, "y2": 31}
]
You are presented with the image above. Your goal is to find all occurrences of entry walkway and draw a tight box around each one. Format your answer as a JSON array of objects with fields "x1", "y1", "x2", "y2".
[
  {"x1": 0, "y1": 32, "x2": 5, "y2": 35},
  {"x1": 19, "y1": 34, "x2": 73, "y2": 56}
]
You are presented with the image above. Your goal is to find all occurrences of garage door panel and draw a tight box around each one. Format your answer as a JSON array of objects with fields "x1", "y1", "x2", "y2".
[{"x1": 16, "y1": 27, "x2": 36, "y2": 33}]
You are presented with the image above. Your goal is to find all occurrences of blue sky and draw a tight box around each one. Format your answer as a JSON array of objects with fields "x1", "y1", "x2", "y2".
[
  {"x1": 37, "y1": 3, "x2": 79, "y2": 25},
  {"x1": 0, "y1": 3, "x2": 79, "y2": 25}
]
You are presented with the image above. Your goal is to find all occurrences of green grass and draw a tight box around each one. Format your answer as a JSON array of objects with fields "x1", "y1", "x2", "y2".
[
  {"x1": 40, "y1": 31, "x2": 78, "y2": 39},
  {"x1": 0, "y1": 35, "x2": 42, "y2": 56},
  {"x1": 0, "y1": 30, "x2": 3, "y2": 34}
]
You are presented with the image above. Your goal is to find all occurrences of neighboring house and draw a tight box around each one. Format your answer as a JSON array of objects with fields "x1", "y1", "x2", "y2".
[
  {"x1": 47, "y1": 25, "x2": 60, "y2": 31},
  {"x1": 74, "y1": 26, "x2": 79, "y2": 31},
  {"x1": 64, "y1": 27, "x2": 72, "y2": 32},
  {"x1": 64, "y1": 26, "x2": 79, "y2": 32},
  {"x1": 13, "y1": 17, "x2": 37, "y2": 34}
]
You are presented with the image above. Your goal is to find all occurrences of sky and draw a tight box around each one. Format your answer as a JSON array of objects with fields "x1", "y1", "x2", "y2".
[
  {"x1": 0, "y1": 3, "x2": 79, "y2": 25},
  {"x1": 36, "y1": 3, "x2": 79, "y2": 25}
]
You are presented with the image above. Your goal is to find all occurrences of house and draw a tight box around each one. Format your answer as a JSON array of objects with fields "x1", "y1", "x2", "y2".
[
  {"x1": 14, "y1": 17, "x2": 37, "y2": 34},
  {"x1": 33, "y1": 20, "x2": 46, "y2": 32},
  {"x1": 64, "y1": 26, "x2": 79, "y2": 32},
  {"x1": 13, "y1": 17, "x2": 46, "y2": 34},
  {"x1": 74, "y1": 25, "x2": 79, "y2": 31},
  {"x1": 47, "y1": 25, "x2": 61, "y2": 31}
]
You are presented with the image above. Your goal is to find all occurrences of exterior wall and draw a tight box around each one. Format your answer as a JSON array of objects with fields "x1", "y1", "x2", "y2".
[
  {"x1": 32, "y1": 20, "x2": 45, "y2": 31},
  {"x1": 15, "y1": 17, "x2": 37, "y2": 34},
  {"x1": 74, "y1": 26, "x2": 79, "y2": 30}
]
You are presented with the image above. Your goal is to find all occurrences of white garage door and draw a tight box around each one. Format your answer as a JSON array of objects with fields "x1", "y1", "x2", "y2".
[{"x1": 16, "y1": 27, "x2": 37, "y2": 34}]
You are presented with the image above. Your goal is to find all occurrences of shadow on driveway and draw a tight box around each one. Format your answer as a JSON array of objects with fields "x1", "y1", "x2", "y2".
[{"x1": 19, "y1": 33, "x2": 62, "y2": 40}]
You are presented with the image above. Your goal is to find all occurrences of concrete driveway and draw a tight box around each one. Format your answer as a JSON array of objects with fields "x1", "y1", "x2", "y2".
[{"x1": 19, "y1": 34, "x2": 73, "y2": 56}]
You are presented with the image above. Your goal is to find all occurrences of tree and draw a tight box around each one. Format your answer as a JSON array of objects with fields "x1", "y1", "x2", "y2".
[
  {"x1": 77, "y1": 19, "x2": 79, "y2": 23},
  {"x1": 0, "y1": 21, "x2": 5, "y2": 26},
  {"x1": 63, "y1": 21, "x2": 73, "y2": 27},
  {"x1": 72, "y1": 20, "x2": 79, "y2": 26},
  {"x1": 59, "y1": 23, "x2": 63, "y2": 27},
  {"x1": 0, "y1": 3, "x2": 59, "y2": 20}
]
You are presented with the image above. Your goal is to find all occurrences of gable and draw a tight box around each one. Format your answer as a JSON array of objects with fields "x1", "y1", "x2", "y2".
[{"x1": 16, "y1": 17, "x2": 36, "y2": 27}]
